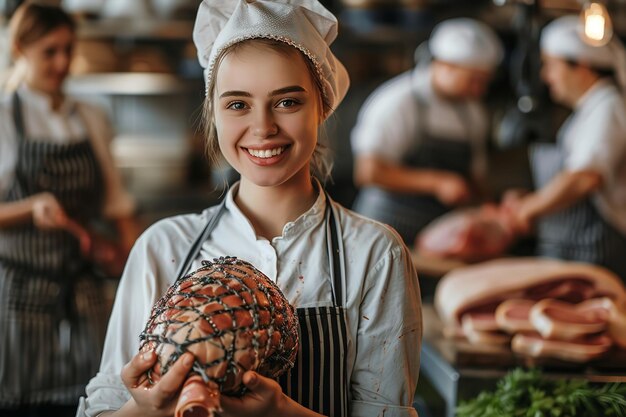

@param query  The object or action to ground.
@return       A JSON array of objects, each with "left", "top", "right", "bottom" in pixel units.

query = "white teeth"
[{"left": 247, "top": 146, "right": 285, "bottom": 158}]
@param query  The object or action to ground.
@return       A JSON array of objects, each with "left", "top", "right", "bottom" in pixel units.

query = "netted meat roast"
[{"left": 139, "top": 256, "right": 299, "bottom": 417}]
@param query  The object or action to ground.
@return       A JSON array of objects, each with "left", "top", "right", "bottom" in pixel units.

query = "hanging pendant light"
[{"left": 580, "top": 1, "right": 613, "bottom": 46}]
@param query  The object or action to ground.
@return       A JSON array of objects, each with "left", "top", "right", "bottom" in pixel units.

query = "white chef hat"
[
  {"left": 428, "top": 18, "right": 504, "bottom": 70},
  {"left": 192, "top": 0, "right": 350, "bottom": 116},
  {"left": 540, "top": 15, "right": 626, "bottom": 89}
]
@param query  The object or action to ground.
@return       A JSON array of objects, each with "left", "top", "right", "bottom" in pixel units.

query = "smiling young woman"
[{"left": 78, "top": 2, "right": 422, "bottom": 417}]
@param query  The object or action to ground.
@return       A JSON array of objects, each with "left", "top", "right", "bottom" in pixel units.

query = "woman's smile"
[{"left": 245, "top": 145, "right": 287, "bottom": 159}]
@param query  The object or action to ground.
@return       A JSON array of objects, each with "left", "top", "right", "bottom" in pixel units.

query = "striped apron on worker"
[
  {"left": 0, "top": 92, "right": 108, "bottom": 407},
  {"left": 175, "top": 194, "right": 350, "bottom": 417},
  {"left": 353, "top": 93, "right": 473, "bottom": 245},
  {"left": 530, "top": 142, "right": 626, "bottom": 281}
]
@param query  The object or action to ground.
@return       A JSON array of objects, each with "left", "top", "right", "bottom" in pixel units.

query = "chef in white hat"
[
  {"left": 76, "top": 1, "right": 422, "bottom": 417},
  {"left": 509, "top": 15, "right": 626, "bottom": 280},
  {"left": 351, "top": 18, "right": 504, "bottom": 245}
]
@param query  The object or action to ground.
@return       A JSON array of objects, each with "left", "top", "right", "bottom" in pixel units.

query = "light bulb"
[{"left": 581, "top": 2, "right": 613, "bottom": 46}]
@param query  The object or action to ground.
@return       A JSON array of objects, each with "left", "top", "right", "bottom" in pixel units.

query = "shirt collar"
[
  {"left": 411, "top": 63, "right": 433, "bottom": 99},
  {"left": 18, "top": 83, "right": 77, "bottom": 116},
  {"left": 574, "top": 79, "right": 614, "bottom": 111},
  {"left": 224, "top": 179, "right": 327, "bottom": 242}
]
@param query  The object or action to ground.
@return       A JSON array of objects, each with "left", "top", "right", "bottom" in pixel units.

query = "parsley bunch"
[{"left": 457, "top": 368, "right": 626, "bottom": 417}]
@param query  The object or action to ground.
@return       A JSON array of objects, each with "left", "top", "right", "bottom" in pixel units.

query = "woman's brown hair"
[{"left": 9, "top": 1, "right": 75, "bottom": 56}]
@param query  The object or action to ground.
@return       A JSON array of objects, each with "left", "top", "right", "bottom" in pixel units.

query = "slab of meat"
[
  {"left": 435, "top": 258, "right": 626, "bottom": 362},
  {"left": 529, "top": 299, "right": 608, "bottom": 341},
  {"left": 576, "top": 297, "right": 626, "bottom": 349},
  {"left": 511, "top": 333, "right": 613, "bottom": 362},
  {"left": 435, "top": 258, "right": 626, "bottom": 328},
  {"left": 416, "top": 205, "right": 515, "bottom": 262},
  {"left": 461, "top": 313, "right": 511, "bottom": 345},
  {"left": 139, "top": 256, "right": 299, "bottom": 417},
  {"left": 495, "top": 299, "right": 535, "bottom": 333}
]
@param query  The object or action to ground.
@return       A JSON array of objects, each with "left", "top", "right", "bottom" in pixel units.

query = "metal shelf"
[{"left": 66, "top": 72, "right": 200, "bottom": 95}]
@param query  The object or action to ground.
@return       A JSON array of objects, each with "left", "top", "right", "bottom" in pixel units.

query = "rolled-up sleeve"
[
  {"left": 350, "top": 245, "right": 422, "bottom": 417},
  {"left": 350, "top": 75, "right": 419, "bottom": 163},
  {"left": 564, "top": 92, "right": 626, "bottom": 187}
]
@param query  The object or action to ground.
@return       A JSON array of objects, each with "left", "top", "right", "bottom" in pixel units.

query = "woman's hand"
[
  {"left": 119, "top": 350, "right": 194, "bottom": 417},
  {"left": 31, "top": 192, "right": 69, "bottom": 230},
  {"left": 219, "top": 371, "right": 287, "bottom": 417}
]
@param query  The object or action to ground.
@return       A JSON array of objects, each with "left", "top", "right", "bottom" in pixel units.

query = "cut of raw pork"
[
  {"left": 435, "top": 258, "right": 626, "bottom": 362},
  {"left": 417, "top": 205, "right": 515, "bottom": 262},
  {"left": 140, "top": 256, "right": 299, "bottom": 417}
]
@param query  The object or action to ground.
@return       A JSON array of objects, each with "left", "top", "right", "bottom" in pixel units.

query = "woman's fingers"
[
  {"left": 152, "top": 353, "right": 195, "bottom": 399},
  {"left": 31, "top": 192, "right": 69, "bottom": 229},
  {"left": 220, "top": 371, "right": 285, "bottom": 417},
  {"left": 121, "top": 350, "right": 157, "bottom": 389}
]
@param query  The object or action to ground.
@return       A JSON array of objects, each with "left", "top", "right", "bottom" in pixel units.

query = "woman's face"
[
  {"left": 18, "top": 25, "right": 74, "bottom": 95},
  {"left": 213, "top": 43, "right": 323, "bottom": 188},
  {"left": 540, "top": 54, "right": 580, "bottom": 107},
  {"left": 431, "top": 61, "right": 493, "bottom": 100}
]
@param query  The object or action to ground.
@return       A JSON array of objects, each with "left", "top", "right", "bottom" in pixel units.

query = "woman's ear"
[
  {"left": 11, "top": 44, "right": 23, "bottom": 61},
  {"left": 318, "top": 94, "right": 327, "bottom": 124}
]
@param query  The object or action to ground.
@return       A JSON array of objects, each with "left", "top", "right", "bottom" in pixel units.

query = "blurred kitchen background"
[{"left": 0, "top": 0, "right": 620, "bottom": 226}]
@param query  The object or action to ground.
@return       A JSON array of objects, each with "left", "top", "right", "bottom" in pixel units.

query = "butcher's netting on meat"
[{"left": 139, "top": 256, "right": 299, "bottom": 394}]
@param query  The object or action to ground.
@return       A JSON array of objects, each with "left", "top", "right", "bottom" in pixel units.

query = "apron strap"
[
  {"left": 11, "top": 92, "right": 26, "bottom": 142},
  {"left": 326, "top": 198, "right": 343, "bottom": 307},
  {"left": 174, "top": 198, "right": 227, "bottom": 280}
]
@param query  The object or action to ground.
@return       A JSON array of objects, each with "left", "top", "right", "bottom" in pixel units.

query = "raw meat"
[
  {"left": 140, "top": 256, "right": 299, "bottom": 417},
  {"left": 495, "top": 299, "right": 535, "bottom": 333},
  {"left": 417, "top": 205, "right": 515, "bottom": 262},
  {"left": 511, "top": 333, "right": 613, "bottom": 362},
  {"left": 529, "top": 299, "right": 607, "bottom": 341},
  {"left": 435, "top": 258, "right": 626, "bottom": 362}
]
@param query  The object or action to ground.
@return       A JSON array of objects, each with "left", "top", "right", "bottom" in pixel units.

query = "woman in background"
[{"left": 0, "top": 3, "right": 139, "bottom": 416}]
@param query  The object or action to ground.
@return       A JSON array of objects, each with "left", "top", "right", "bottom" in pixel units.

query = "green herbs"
[{"left": 457, "top": 368, "right": 626, "bottom": 417}]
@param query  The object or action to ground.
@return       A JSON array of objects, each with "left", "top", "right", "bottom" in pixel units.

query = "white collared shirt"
[
  {"left": 79, "top": 183, "right": 422, "bottom": 417},
  {"left": 350, "top": 64, "right": 489, "bottom": 179},
  {"left": 560, "top": 80, "right": 626, "bottom": 234},
  {"left": 0, "top": 83, "right": 135, "bottom": 218}
]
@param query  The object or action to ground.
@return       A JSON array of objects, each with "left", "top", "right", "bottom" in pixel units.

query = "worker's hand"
[
  {"left": 220, "top": 371, "right": 289, "bottom": 417},
  {"left": 31, "top": 192, "right": 69, "bottom": 230},
  {"left": 120, "top": 350, "right": 194, "bottom": 417},
  {"left": 435, "top": 173, "right": 472, "bottom": 206},
  {"left": 499, "top": 192, "right": 533, "bottom": 236},
  {"left": 511, "top": 205, "right": 534, "bottom": 236}
]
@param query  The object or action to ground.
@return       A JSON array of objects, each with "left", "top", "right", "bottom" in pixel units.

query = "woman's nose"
[
  {"left": 54, "top": 51, "right": 71, "bottom": 72},
  {"left": 252, "top": 109, "right": 278, "bottom": 137}
]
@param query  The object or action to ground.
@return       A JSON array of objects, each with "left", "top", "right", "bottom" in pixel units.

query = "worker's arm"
[{"left": 354, "top": 155, "right": 471, "bottom": 205}]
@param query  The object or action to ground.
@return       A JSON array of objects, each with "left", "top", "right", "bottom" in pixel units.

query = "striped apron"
[
  {"left": 175, "top": 195, "right": 350, "bottom": 417},
  {"left": 530, "top": 142, "right": 626, "bottom": 281},
  {"left": 353, "top": 93, "right": 473, "bottom": 245},
  {"left": 0, "top": 93, "right": 108, "bottom": 407}
]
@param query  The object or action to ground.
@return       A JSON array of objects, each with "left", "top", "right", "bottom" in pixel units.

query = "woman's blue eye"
[
  {"left": 278, "top": 99, "right": 298, "bottom": 108},
  {"left": 228, "top": 102, "right": 246, "bottom": 110}
]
